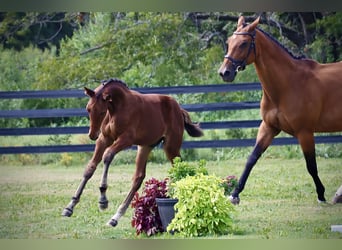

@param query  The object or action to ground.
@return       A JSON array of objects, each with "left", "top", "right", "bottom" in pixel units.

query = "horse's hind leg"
[
  {"left": 163, "top": 135, "right": 182, "bottom": 163},
  {"left": 297, "top": 132, "right": 326, "bottom": 202},
  {"left": 107, "top": 145, "right": 151, "bottom": 227}
]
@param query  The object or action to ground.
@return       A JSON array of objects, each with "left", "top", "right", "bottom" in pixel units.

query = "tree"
[{"left": 0, "top": 12, "right": 79, "bottom": 53}]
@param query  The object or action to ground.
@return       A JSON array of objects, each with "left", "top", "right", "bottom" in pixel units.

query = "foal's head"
[
  {"left": 84, "top": 79, "right": 129, "bottom": 140},
  {"left": 218, "top": 16, "right": 260, "bottom": 82},
  {"left": 84, "top": 85, "right": 109, "bottom": 140}
]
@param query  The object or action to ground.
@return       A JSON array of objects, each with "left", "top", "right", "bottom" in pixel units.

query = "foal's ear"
[
  {"left": 247, "top": 16, "right": 260, "bottom": 31},
  {"left": 84, "top": 87, "right": 95, "bottom": 97}
]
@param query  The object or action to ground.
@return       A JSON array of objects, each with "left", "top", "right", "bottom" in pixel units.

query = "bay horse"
[
  {"left": 62, "top": 78, "right": 203, "bottom": 226},
  {"left": 218, "top": 16, "right": 342, "bottom": 204}
]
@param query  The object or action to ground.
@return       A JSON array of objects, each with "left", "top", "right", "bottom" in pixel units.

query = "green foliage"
[
  {"left": 167, "top": 157, "right": 208, "bottom": 197},
  {"left": 167, "top": 174, "right": 235, "bottom": 237},
  {"left": 0, "top": 46, "right": 52, "bottom": 91},
  {"left": 34, "top": 12, "right": 224, "bottom": 90},
  {"left": 168, "top": 157, "right": 208, "bottom": 183},
  {"left": 305, "top": 13, "right": 342, "bottom": 62}
]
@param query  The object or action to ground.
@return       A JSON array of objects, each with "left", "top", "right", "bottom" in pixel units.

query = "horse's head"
[
  {"left": 84, "top": 85, "right": 111, "bottom": 140},
  {"left": 218, "top": 16, "right": 260, "bottom": 82}
]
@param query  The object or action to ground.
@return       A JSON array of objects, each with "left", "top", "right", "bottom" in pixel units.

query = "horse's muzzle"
[
  {"left": 88, "top": 131, "right": 99, "bottom": 141},
  {"left": 219, "top": 69, "right": 236, "bottom": 82}
]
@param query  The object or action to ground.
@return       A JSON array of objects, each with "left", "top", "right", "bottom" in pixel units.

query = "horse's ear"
[
  {"left": 237, "top": 16, "right": 245, "bottom": 28},
  {"left": 247, "top": 16, "right": 260, "bottom": 31},
  {"left": 102, "top": 93, "right": 112, "bottom": 102},
  {"left": 84, "top": 87, "right": 95, "bottom": 97}
]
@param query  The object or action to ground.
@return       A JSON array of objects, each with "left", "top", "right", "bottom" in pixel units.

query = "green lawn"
[{"left": 0, "top": 157, "right": 341, "bottom": 239}]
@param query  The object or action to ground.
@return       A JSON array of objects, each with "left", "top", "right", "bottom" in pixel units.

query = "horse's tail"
[{"left": 181, "top": 108, "right": 203, "bottom": 137}]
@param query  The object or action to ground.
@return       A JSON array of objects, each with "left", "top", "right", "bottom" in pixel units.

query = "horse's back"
[
  {"left": 308, "top": 60, "right": 342, "bottom": 132},
  {"left": 133, "top": 92, "right": 184, "bottom": 132}
]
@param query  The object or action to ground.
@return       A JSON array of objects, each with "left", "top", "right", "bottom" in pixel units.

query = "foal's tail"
[{"left": 181, "top": 108, "right": 203, "bottom": 137}]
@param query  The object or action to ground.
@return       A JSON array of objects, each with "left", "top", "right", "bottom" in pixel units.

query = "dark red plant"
[{"left": 131, "top": 177, "right": 168, "bottom": 236}]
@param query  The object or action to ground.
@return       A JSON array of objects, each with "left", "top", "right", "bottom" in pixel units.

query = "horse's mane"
[
  {"left": 256, "top": 27, "right": 306, "bottom": 60},
  {"left": 95, "top": 78, "right": 129, "bottom": 98},
  {"left": 101, "top": 78, "right": 129, "bottom": 89}
]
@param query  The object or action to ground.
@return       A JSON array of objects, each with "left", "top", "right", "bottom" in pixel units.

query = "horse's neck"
[
  {"left": 254, "top": 30, "right": 299, "bottom": 101},
  {"left": 106, "top": 85, "right": 129, "bottom": 113}
]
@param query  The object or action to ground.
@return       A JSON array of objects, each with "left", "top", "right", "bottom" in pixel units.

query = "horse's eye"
[
  {"left": 225, "top": 44, "right": 229, "bottom": 54},
  {"left": 239, "top": 41, "right": 248, "bottom": 49}
]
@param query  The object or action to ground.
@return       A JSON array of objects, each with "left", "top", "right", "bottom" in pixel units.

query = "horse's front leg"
[
  {"left": 98, "top": 164, "right": 110, "bottom": 210},
  {"left": 230, "top": 121, "right": 280, "bottom": 204},
  {"left": 107, "top": 145, "right": 152, "bottom": 227},
  {"left": 62, "top": 137, "right": 109, "bottom": 217}
]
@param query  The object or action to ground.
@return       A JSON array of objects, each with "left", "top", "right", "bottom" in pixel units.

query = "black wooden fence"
[{"left": 1, "top": 83, "right": 341, "bottom": 154}]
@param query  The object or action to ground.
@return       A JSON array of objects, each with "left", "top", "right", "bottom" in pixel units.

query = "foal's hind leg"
[
  {"left": 297, "top": 132, "right": 326, "bottom": 202},
  {"left": 107, "top": 145, "right": 152, "bottom": 227},
  {"left": 163, "top": 134, "right": 182, "bottom": 163}
]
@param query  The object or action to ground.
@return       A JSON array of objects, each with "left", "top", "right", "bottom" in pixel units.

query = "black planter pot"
[{"left": 155, "top": 198, "right": 178, "bottom": 232}]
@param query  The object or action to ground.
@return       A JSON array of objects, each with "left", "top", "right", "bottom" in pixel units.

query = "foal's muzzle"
[{"left": 88, "top": 130, "right": 100, "bottom": 141}]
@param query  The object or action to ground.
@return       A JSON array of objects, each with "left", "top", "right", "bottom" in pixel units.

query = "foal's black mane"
[
  {"left": 101, "top": 78, "right": 129, "bottom": 89},
  {"left": 95, "top": 78, "right": 129, "bottom": 98},
  {"left": 256, "top": 27, "right": 306, "bottom": 60}
]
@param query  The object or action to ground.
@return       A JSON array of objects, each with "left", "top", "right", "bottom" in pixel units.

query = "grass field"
[{"left": 0, "top": 156, "right": 341, "bottom": 239}]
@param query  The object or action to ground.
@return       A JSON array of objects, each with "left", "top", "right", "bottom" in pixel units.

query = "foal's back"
[{"left": 121, "top": 90, "right": 184, "bottom": 145}]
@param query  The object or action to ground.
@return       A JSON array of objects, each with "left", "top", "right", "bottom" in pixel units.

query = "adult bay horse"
[
  {"left": 218, "top": 16, "right": 342, "bottom": 204},
  {"left": 62, "top": 78, "right": 203, "bottom": 226}
]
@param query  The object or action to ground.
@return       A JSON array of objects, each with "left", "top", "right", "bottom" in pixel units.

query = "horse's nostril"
[{"left": 221, "top": 71, "right": 230, "bottom": 78}]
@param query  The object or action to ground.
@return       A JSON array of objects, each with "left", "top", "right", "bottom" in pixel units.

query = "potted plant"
[
  {"left": 131, "top": 158, "right": 238, "bottom": 236},
  {"left": 167, "top": 174, "right": 236, "bottom": 237},
  {"left": 156, "top": 157, "right": 208, "bottom": 232},
  {"left": 131, "top": 157, "right": 208, "bottom": 236}
]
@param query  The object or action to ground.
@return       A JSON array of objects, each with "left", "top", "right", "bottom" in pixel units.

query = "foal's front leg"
[
  {"left": 62, "top": 136, "right": 109, "bottom": 217},
  {"left": 98, "top": 163, "right": 110, "bottom": 210}
]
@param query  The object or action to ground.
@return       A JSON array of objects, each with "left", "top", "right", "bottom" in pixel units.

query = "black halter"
[{"left": 224, "top": 30, "right": 256, "bottom": 72}]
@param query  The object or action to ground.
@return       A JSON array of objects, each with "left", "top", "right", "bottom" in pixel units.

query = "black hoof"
[
  {"left": 229, "top": 195, "right": 240, "bottom": 205},
  {"left": 62, "top": 207, "right": 73, "bottom": 217},
  {"left": 99, "top": 199, "right": 109, "bottom": 210},
  {"left": 106, "top": 219, "right": 118, "bottom": 227}
]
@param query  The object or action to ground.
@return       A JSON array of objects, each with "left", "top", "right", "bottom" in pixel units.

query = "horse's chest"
[
  {"left": 262, "top": 106, "right": 295, "bottom": 135},
  {"left": 102, "top": 119, "right": 125, "bottom": 138}
]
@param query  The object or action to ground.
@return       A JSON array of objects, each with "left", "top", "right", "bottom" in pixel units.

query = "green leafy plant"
[
  {"left": 167, "top": 174, "right": 235, "bottom": 237},
  {"left": 167, "top": 157, "right": 208, "bottom": 197},
  {"left": 131, "top": 158, "right": 209, "bottom": 236}
]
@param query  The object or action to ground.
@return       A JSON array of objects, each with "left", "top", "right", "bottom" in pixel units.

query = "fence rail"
[{"left": 1, "top": 82, "right": 341, "bottom": 154}]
